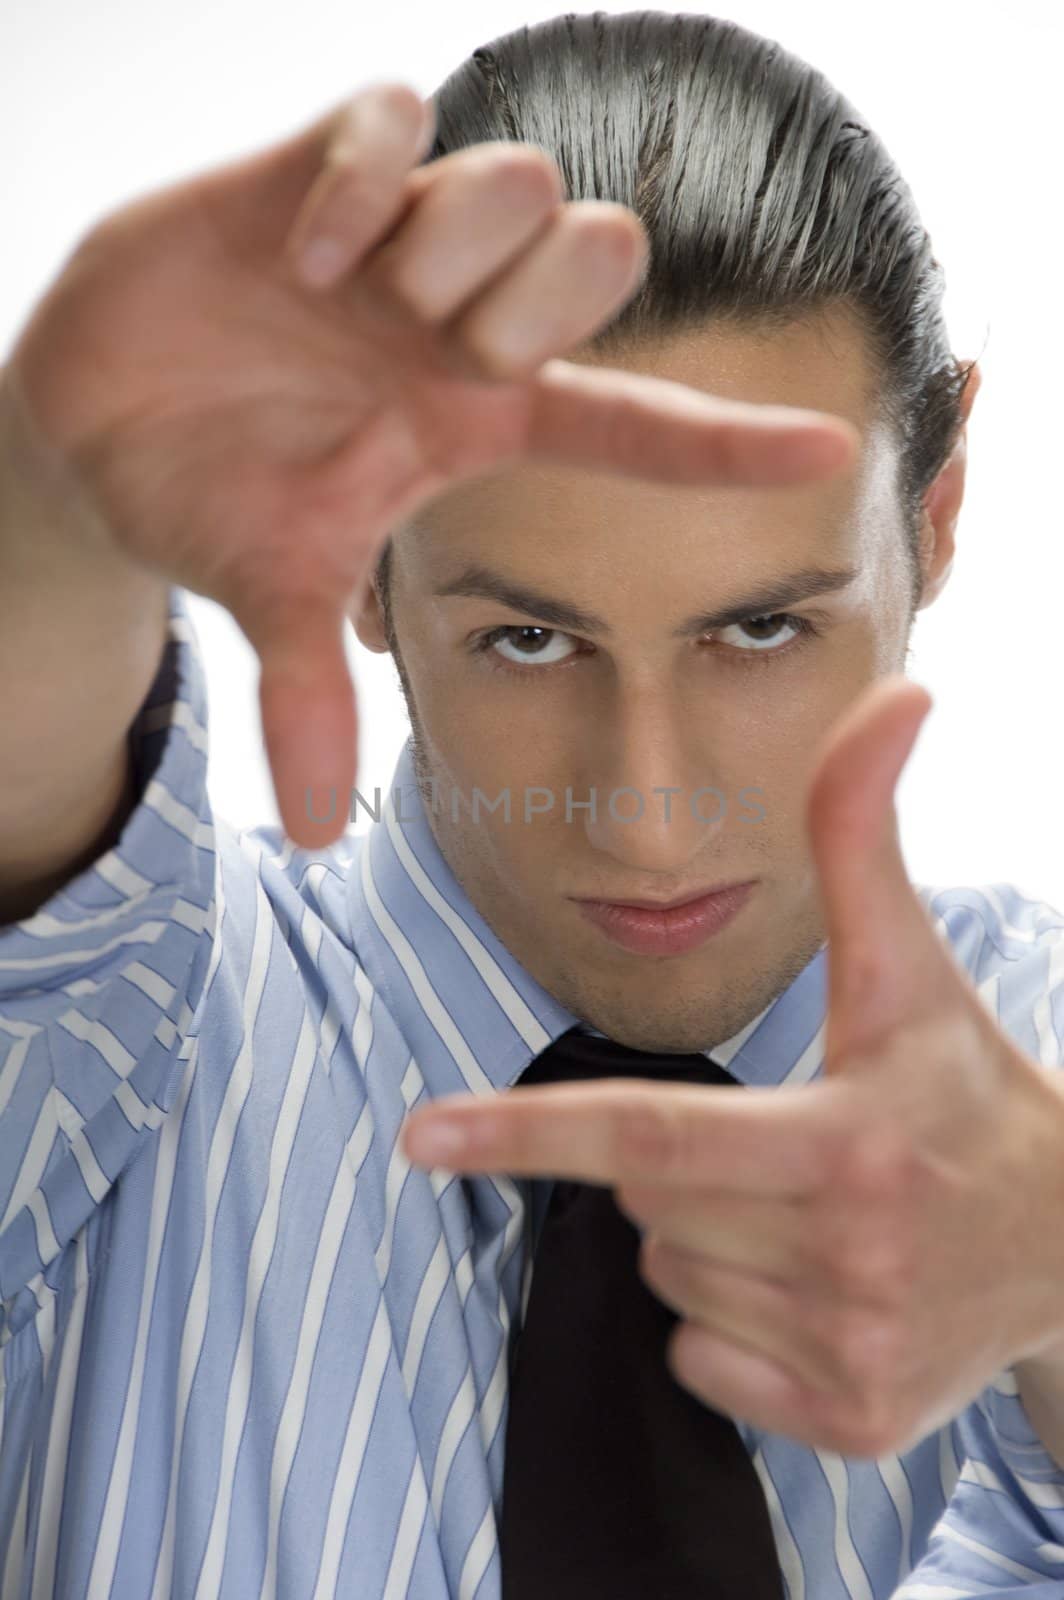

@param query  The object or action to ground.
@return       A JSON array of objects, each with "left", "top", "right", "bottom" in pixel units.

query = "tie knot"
[{"left": 518, "top": 1026, "right": 738, "bottom": 1089}]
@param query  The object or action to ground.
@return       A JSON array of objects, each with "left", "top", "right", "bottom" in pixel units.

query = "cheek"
[
  {"left": 412, "top": 694, "right": 574, "bottom": 841},
  {"left": 413, "top": 665, "right": 580, "bottom": 785},
  {"left": 431, "top": 782, "right": 564, "bottom": 920}
]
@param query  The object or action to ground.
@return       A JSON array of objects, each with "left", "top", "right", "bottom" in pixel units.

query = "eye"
[
  {"left": 715, "top": 612, "right": 817, "bottom": 657},
  {"left": 477, "top": 625, "right": 581, "bottom": 668},
  {"left": 471, "top": 610, "right": 823, "bottom": 679}
]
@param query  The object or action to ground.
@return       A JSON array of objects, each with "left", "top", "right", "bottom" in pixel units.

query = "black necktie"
[{"left": 499, "top": 1026, "right": 785, "bottom": 1599}]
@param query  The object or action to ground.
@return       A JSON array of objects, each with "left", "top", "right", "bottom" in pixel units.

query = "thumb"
[
  {"left": 806, "top": 675, "right": 954, "bottom": 1065},
  {"left": 235, "top": 596, "right": 358, "bottom": 849}
]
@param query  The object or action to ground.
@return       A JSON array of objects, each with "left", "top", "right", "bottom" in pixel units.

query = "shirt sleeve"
[
  {"left": 893, "top": 1369, "right": 1064, "bottom": 1596},
  {"left": 0, "top": 587, "right": 217, "bottom": 1370}
]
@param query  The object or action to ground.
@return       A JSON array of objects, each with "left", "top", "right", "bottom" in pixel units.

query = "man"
[{"left": 2, "top": 12, "right": 1064, "bottom": 1598}]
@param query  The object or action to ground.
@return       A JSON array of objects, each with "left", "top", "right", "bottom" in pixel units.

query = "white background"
[{"left": 3, "top": 1, "right": 1061, "bottom": 905}]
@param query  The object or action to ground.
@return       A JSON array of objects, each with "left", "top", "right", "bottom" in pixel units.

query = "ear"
[
  {"left": 914, "top": 358, "right": 982, "bottom": 611},
  {"left": 351, "top": 573, "right": 392, "bottom": 654}
]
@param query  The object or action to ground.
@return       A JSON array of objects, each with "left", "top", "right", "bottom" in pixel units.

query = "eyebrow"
[{"left": 432, "top": 560, "right": 859, "bottom": 638}]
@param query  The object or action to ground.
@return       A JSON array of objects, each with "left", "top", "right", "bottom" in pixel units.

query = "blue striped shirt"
[{"left": 3, "top": 585, "right": 1064, "bottom": 1599}]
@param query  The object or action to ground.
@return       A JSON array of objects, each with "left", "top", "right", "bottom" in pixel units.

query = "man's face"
[{"left": 356, "top": 307, "right": 954, "bottom": 1053}]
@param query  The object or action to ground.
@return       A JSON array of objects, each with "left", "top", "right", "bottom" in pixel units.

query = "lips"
[
  {"left": 571, "top": 881, "right": 757, "bottom": 956},
  {"left": 589, "top": 882, "right": 744, "bottom": 911}
]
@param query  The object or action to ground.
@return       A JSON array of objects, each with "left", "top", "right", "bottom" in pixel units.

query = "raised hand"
[
  {"left": 4, "top": 81, "right": 856, "bottom": 846},
  {"left": 401, "top": 677, "right": 1064, "bottom": 1459}
]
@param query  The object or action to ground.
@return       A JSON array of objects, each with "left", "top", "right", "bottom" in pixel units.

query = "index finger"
[
  {"left": 524, "top": 357, "right": 860, "bottom": 487},
  {"left": 401, "top": 1078, "right": 836, "bottom": 1196}
]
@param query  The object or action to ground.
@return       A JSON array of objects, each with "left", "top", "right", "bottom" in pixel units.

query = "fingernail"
[
  {"left": 297, "top": 236, "right": 347, "bottom": 290},
  {"left": 405, "top": 1115, "right": 472, "bottom": 1164}
]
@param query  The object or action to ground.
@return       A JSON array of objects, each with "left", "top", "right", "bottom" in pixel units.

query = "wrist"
[{"left": 0, "top": 360, "right": 119, "bottom": 571}]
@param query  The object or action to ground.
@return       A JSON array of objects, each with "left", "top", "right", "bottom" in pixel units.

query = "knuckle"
[
  {"left": 615, "top": 1182, "right": 649, "bottom": 1223},
  {"left": 615, "top": 1091, "right": 691, "bottom": 1181},
  {"left": 818, "top": 1413, "right": 864, "bottom": 1457},
  {"left": 824, "top": 1210, "right": 910, "bottom": 1307},
  {"left": 832, "top": 1304, "right": 903, "bottom": 1396},
  {"left": 824, "top": 1226, "right": 910, "bottom": 1314},
  {"left": 582, "top": 382, "right": 643, "bottom": 470},
  {"left": 382, "top": 248, "right": 440, "bottom": 321},
  {"left": 697, "top": 419, "right": 746, "bottom": 482},
  {"left": 841, "top": 1409, "right": 894, "bottom": 1460},
  {"left": 455, "top": 323, "right": 533, "bottom": 384},
  {"left": 484, "top": 143, "right": 565, "bottom": 207},
  {"left": 795, "top": 1102, "right": 850, "bottom": 1199},
  {"left": 317, "top": 154, "right": 386, "bottom": 223},
  {"left": 850, "top": 1396, "right": 900, "bottom": 1459},
  {"left": 816, "top": 1387, "right": 898, "bottom": 1459},
  {"left": 417, "top": 385, "right": 527, "bottom": 479},
  {"left": 831, "top": 1118, "right": 913, "bottom": 1208}
]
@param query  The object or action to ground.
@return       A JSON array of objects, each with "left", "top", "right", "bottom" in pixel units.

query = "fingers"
[
  {"left": 233, "top": 596, "right": 358, "bottom": 848},
  {"left": 522, "top": 359, "right": 861, "bottom": 487},
  {"left": 351, "top": 152, "right": 648, "bottom": 385},
  {"left": 282, "top": 85, "right": 651, "bottom": 383},
  {"left": 361, "top": 143, "right": 565, "bottom": 324},
  {"left": 285, "top": 82, "right": 437, "bottom": 292},
  {"left": 363, "top": 171, "right": 648, "bottom": 379},
  {"left": 446, "top": 199, "right": 649, "bottom": 376}
]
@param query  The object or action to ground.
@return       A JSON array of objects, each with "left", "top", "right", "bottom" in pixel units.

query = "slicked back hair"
[{"left": 373, "top": 9, "right": 976, "bottom": 622}]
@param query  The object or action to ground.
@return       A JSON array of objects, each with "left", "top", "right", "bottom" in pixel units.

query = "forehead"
[
  {"left": 586, "top": 301, "right": 881, "bottom": 413},
  {"left": 400, "top": 303, "right": 898, "bottom": 583}
]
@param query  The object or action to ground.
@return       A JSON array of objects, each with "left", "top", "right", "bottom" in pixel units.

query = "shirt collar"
[{"left": 346, "top": 737, "right": 829, "bottom": 1096}]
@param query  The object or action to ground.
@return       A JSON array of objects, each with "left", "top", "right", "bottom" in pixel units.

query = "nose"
[{"left": 579, "top": 685, "right": 727, "bottom": 874}]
